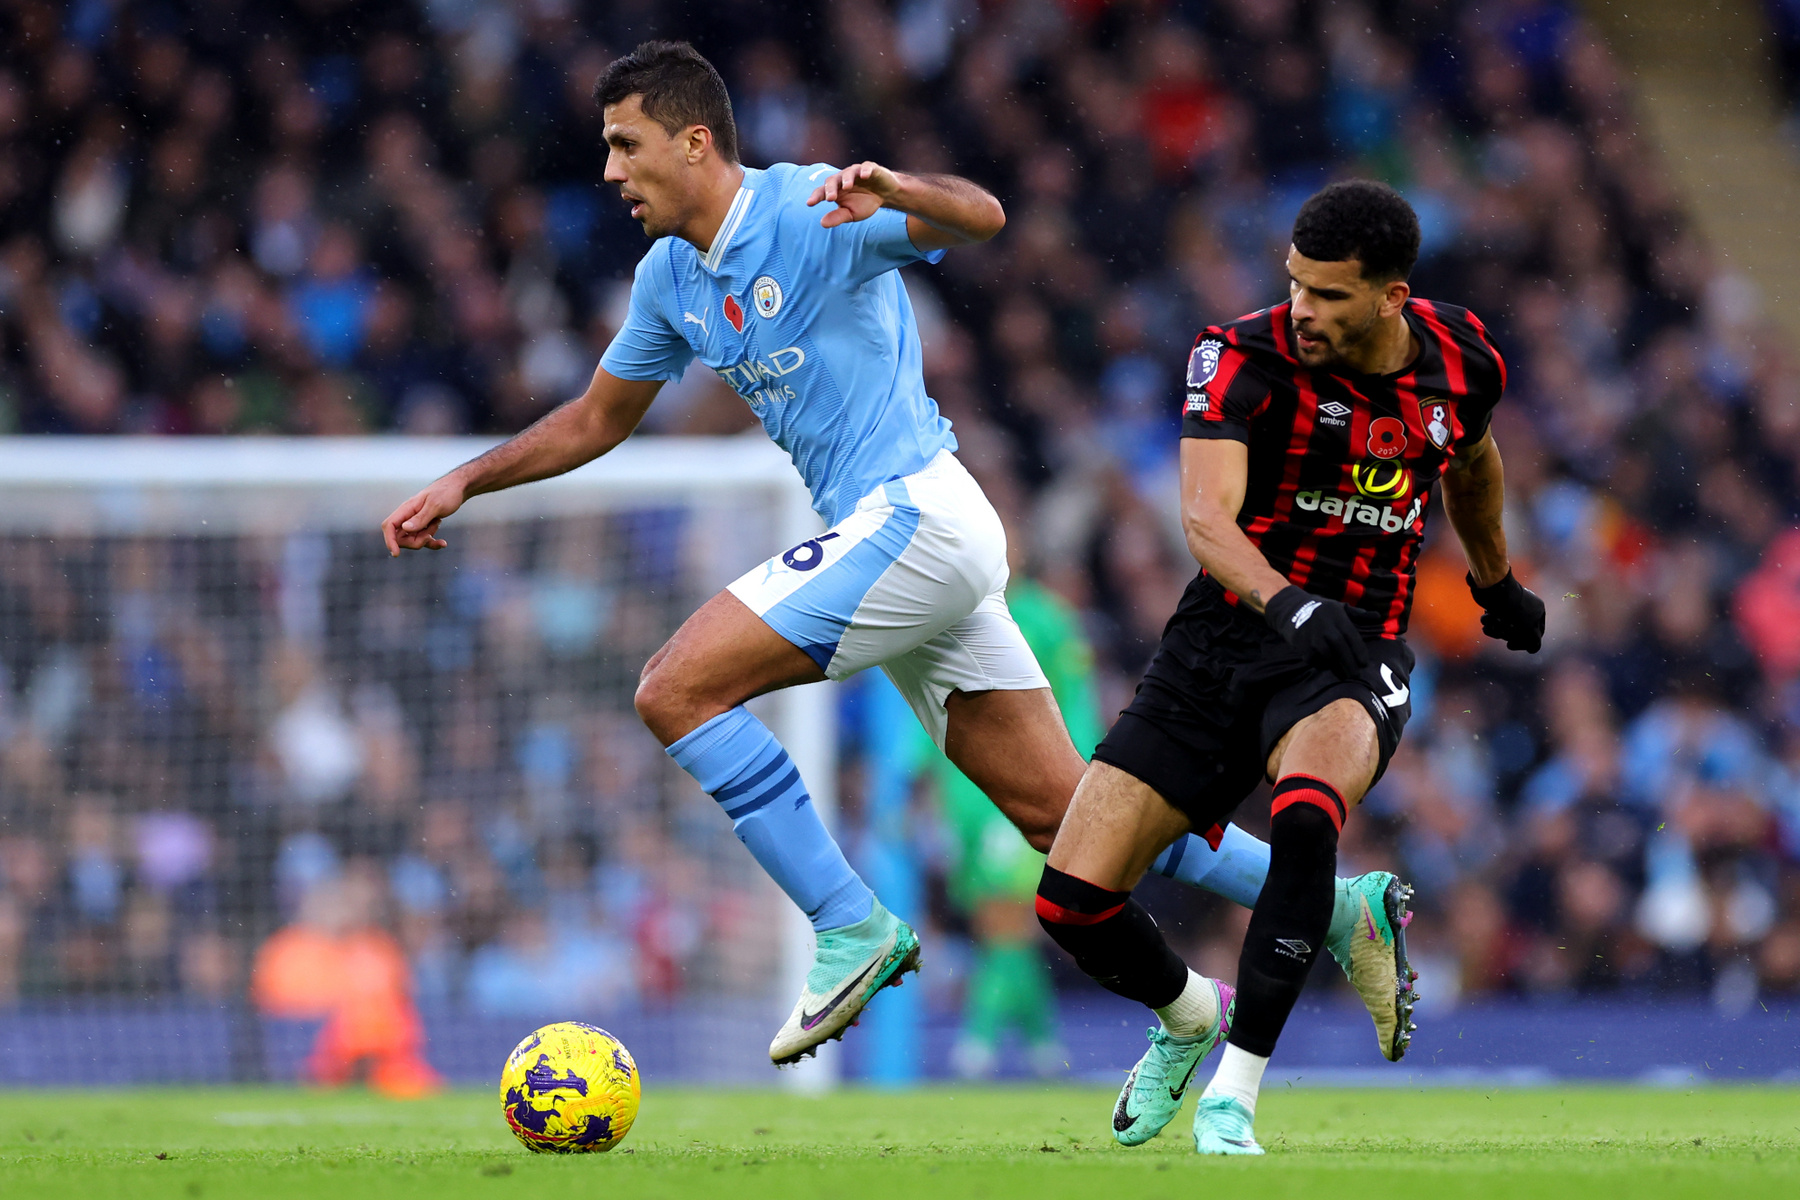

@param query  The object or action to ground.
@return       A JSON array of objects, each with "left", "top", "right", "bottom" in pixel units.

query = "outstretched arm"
[
  {"left": 381, "top": 366, "right": 660, "bottom": 555},
  {"left": 806, "top": 162, "right": 1005, "bottom": 251},
  {"left": 1439, "top": 429, "right": 1509, "bottom": 586}
]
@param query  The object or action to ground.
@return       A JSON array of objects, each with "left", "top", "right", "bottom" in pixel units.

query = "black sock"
[
  {"left": 1226, "top": 775, "right": 1342, "bottom": 1057},
  {"left": 1036, "top": 864, "right": 1188, "bottom": 1008}
]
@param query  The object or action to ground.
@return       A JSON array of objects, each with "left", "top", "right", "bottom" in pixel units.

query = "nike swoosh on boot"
[
  {"left": 799, "top": 960, "right": 880, "bottom": 1030},
  {"left": 1168, "top": 1058, "right": 1200, "bottom": 1103}
]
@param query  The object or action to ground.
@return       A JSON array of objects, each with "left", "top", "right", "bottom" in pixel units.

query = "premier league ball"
[{"left": 500, "top": 1022, "right": 641, "bottom": 1153}]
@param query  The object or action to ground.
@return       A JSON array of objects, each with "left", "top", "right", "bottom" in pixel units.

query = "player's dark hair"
[
  {"left": 1292, "top": 181, "right": 1420, "bottom": 282},
  {"left": 594, "top": 40, "right": 739, "bottom": 164}
]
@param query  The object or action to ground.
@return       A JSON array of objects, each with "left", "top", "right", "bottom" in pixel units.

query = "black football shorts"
[{"left": 1092, "top": 575, "right": 1414, "bottom": 831}]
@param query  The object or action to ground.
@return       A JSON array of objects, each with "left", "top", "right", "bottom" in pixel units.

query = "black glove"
[
  {"left": 1264, "top": 585, "right": 1371, "bottom": 680},
  {"left": 1467, "top": 569, "right": 1545, "bottom": 653}
]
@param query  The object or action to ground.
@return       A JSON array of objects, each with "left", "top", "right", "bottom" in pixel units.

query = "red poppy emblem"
[
  {"left": 1366, "top": 416, "right": 1407, "bottom": 460},
  {"left": 723, "top": 295, "right": 745, "bottom": 333}
]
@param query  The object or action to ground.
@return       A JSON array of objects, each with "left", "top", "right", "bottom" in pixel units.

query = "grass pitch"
[{"left": 0, "top": 1084, "right": 1795, "bottom": 1199}]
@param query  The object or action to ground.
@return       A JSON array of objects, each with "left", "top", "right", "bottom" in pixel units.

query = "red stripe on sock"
[
  {"left": 1034, "top": 895, "right": 1127, "bottom": 926},
  {"left": 1270, "top": 777, "right": 1346, "bottom": 833},
  {"left": 1202, "top": 823, "right": 1225, "bottom": 851}
]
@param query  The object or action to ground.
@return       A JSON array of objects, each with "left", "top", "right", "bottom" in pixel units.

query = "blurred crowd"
[
  {"left": 1775, "top": 1, "right": 1800, "bottom": 168},
  {"left": 0, "top": 516, "right": 781, "bottom": 1014},
  {"left": 3, "top": 0, "right": 1800, "bottom": 1024}
]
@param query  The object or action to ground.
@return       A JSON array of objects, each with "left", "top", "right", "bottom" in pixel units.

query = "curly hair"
[
  {"left": 1291, "top": 181, "right": 1421, "bottom": 282},
  {"left": 594, "top": 41, "right": 739, "bottom": 165}
]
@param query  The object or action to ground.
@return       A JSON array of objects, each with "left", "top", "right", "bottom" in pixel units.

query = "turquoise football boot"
[
  {"left": 1325, "top": 872, "right": 1418, "bottom": 1061},
  {"left": 1112, "top": 979, "right": 1235, "bottom": 1146},
  {"left": 769, "top": 898, "right": 921, "bottom": 1066},
  {"left": 1193, "top": 1094, "right": 1265, "bottom": 1156}
]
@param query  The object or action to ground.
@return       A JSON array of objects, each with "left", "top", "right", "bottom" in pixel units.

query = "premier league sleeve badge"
[{"left": 1188, "top": 338, "right": 1223, "bottom": 388}]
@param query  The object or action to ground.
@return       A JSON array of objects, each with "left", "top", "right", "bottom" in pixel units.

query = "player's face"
[
  {"left": 1286, "top": 246, "right": 1391, "bottom": 370},
  {"left": 603, "top": 95, "right": 700, "bottom": 240}
]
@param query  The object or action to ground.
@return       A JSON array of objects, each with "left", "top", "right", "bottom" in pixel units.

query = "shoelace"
[{"left": 1134, "top": 1027, "right": 1194, "bottom": 1090}]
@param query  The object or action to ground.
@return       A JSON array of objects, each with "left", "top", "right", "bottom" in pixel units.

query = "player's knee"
[
  {"left": 991, "top": 802, "right": 1056, "bottom": 854},
  {"left": 982, "top": 777, "right": 1066, "bottom": 852},
  {"left": 1267, "top": 699, "right": 1378, "bottom": 799},
  {"left": 631, "top": 662, "right": 685, "bottom": 739},
  {"left": 1009, "top": 799, "right": 1059, "bottom": 853},
  {"left": 634, "top": 660, "right": 736, "bottom": 746}
]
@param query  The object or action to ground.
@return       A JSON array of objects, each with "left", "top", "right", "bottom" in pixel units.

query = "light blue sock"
[
  {"left": 667, "top": 707, "right": 875, "bottom": 932},
  {"left": 1149, "top": 823, "right": 1271, "bottom": 910}
]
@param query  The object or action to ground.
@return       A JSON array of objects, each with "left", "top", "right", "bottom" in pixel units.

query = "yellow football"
[{"left": 499, "top": 1022, "right": 641, "bottom": 1153}]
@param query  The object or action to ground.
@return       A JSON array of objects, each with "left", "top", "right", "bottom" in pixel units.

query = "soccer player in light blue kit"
[{"left": 382, "top": 41, "right": 1409, "bottom": 1069}]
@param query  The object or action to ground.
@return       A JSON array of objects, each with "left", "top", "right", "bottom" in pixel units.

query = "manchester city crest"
[{"left": 753, "top": 275, "right": 783, "bottom": 319}]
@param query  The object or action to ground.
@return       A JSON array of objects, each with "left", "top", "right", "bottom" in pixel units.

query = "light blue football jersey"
[{"left": 600, "top": 163, "right": 957, "bottom": 525}]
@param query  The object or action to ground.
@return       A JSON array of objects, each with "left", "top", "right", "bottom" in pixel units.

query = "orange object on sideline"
[
  {"left": 253, "top": 910, "right": 441, "bottom": 1098},
  {"left": 1408, "top": 546, "right": 1491, "bottom": 661},
  {"left": 252, "top": 925, "right": 347, "bottom": 1018}
]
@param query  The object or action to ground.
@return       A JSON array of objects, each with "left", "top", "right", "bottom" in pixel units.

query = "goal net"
[{"left": 0, "top": 435, "right": 836, "bottom": 1086}]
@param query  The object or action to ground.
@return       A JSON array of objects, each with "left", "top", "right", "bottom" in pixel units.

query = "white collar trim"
[{"left": 701, "top": 186, "right": 754, "bottom": 273}]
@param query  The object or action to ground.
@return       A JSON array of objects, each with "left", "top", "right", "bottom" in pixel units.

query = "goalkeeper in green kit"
[{"left": 927, "top": 567, "right": 1103, "bottom": 1078}]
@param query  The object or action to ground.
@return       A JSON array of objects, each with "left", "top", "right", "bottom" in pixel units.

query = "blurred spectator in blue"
[{"left": 466, "top": 908, "right": 635, "bottom": 1016}]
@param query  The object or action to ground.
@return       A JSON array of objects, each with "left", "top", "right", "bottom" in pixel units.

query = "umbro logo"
[
  {"left": 1319, "top": 402, "right": 1350, "bottom": 417},
  {"left": 1275, "top": 938, "right": 1313, "bottom": 960}
]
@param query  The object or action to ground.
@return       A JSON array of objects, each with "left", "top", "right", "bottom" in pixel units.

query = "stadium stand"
[{"left": 1, "top": 0, "right": 1799, "bottom": 1079}]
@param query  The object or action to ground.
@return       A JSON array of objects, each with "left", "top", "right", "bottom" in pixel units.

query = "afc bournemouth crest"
[
  {"left": 1419, "top": 398, "right": 1453, "bottom": 449},
  {"left": 753, "top": 275, "right": 783, "bottom": 318},
  {"left": 1366, "top": 416, "right": 1408, "bottom": 460},
  {"left": 723, "top": 294, "right": 745, "bottom": 332},
  {"left": 1187, "top": 338, "right": 1223, "bottom": 388}
]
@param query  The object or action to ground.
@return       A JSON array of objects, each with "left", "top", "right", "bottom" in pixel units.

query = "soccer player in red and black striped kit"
[{"left": 1034, "top": 182, "right": 1545, "bottom": 1154}]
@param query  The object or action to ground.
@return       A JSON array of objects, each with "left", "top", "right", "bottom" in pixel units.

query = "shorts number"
[
  {"left": 1378, "top": 663, "right": 1409, "bottom": 709},
  {"left": 781, "top": 531, "right": 840, "bottom": 571}
]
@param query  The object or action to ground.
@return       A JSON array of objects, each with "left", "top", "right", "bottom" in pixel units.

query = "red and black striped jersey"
[{"left": 1181, "top": 298, "right": 1506, "bottom": 637}]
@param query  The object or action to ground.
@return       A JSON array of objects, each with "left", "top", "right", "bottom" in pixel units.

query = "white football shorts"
[{"left": 727, "top": 449, "right": 1049, "bottom": 747}]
